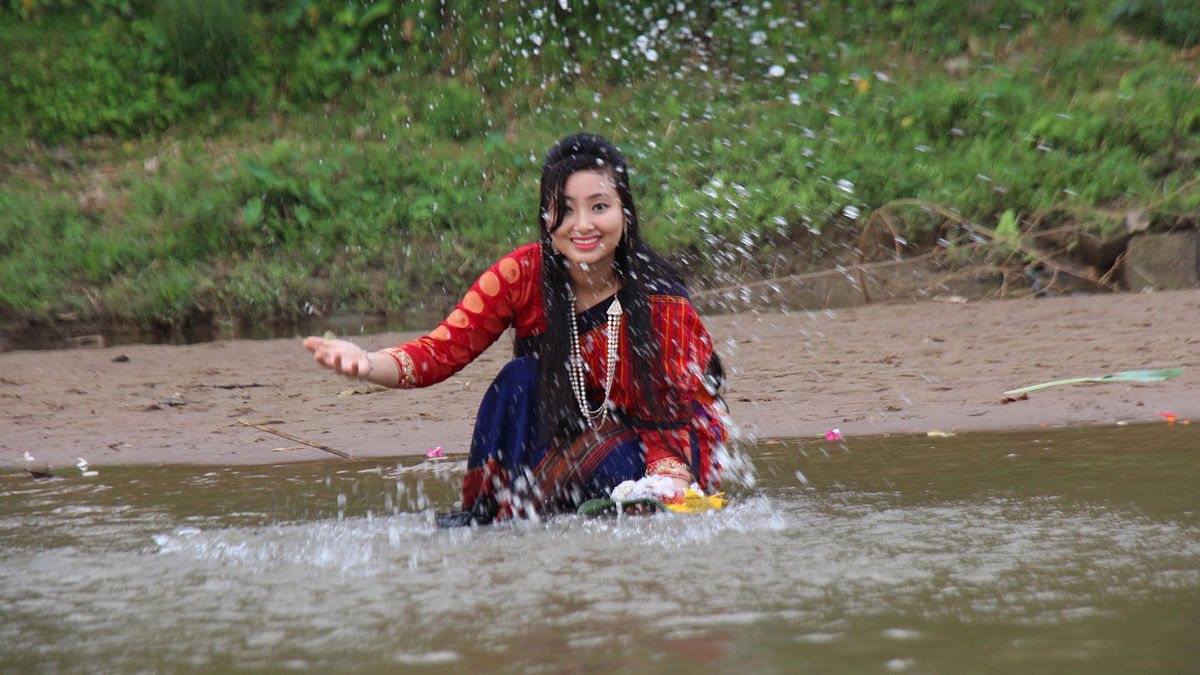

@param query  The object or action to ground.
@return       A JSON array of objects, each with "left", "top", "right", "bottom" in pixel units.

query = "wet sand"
[{"left": 3, "top": 289, "right": 1198, "bottom": 469}]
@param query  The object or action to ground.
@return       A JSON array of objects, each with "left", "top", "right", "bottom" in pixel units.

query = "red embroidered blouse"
[{"left": 380, "top": 242, "right": 726, "bottom": 487}]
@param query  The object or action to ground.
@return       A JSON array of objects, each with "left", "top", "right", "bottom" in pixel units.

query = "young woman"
[{"left": 304, "top": 133, "right": 728, "bottom": 524}]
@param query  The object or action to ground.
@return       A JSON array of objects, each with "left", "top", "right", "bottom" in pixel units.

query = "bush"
[
  {"left": 152, "top": 0, "right": 257, "bottom": 85},
  {"left": 0, "top": 16, "right": 173, "bottom": 140},
  {"left": 1109, "top": 0, "right": 1200, "bottom": 47}
]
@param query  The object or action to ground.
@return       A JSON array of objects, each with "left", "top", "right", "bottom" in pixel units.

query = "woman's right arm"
[{"left": 305, "top": 244, "right": 540, "bottom": 388}]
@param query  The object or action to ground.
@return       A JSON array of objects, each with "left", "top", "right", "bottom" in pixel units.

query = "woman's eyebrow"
[{"left": 564, "top": 191, "right": 614, "bottom": 202}]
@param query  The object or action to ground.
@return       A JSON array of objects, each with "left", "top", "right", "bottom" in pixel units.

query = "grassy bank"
[{"left": 1, "top": 1, "right": 1198, "bottom": 342}]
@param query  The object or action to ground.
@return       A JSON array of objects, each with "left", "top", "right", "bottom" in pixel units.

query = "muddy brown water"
[{"left": 2, "top": 424, "right": 1197, "bottom": 673}]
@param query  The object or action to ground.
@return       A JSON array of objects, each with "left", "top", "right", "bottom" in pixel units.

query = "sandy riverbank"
[{"left": 3, "top": 289, "right": 1197, "bottom": 469}]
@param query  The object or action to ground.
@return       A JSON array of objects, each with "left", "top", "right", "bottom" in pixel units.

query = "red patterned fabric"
[
  {"left": 381, "top": 242, "right": 727, "bottom": 489},
  {"left": 381, "top": 242, "right": 544, "bottom": 387}
]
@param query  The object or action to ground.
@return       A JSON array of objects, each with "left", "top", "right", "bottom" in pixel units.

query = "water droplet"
[
  {"left": 842, "top": 205, "right": 861, "bottom": 220},
  {"left": 767, "top": 65, "right": 785, "bottom": 78},
  {"left": 835, "top": 179, "right": 855, "bottom": 194}
]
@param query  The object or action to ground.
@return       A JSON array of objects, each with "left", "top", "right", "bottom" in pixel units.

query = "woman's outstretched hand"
[{"left": 303, "top": 336, "right": 372, "bottom": 380}]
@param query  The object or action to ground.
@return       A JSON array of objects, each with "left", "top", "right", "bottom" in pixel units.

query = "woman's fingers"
[
  {"left": 343, "top": 350, "right": 367, "bottom": 378},
  {"left": 304, "top": 337, "right": 363, "bottom": 377},
  {"left": 333, "top": 345, "right": 360, "bottom": 377}
]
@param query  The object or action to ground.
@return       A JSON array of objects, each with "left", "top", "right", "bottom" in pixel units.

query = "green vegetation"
[{"left": 1, "top": 1, "right": 1198, "bottom": 339}]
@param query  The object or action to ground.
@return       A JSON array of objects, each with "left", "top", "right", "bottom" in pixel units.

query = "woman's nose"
[{"left": 572, "top": 213, "right": 594, "bottom": 231}]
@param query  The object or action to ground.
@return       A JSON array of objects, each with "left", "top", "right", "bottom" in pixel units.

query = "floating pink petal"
[
  {"left": 426, "top": 446, "right": 445, "bottom": 458},
  {"left": 825, "top": 429, "right": 844, "bottom": 441}
]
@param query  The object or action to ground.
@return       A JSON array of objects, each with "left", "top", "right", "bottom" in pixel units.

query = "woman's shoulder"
[
  {"left": 491, "top": 242, "right": 543, "bottom": 283},
  {"left": 508, "top": 241, "right": 542, "bottom": 259}
]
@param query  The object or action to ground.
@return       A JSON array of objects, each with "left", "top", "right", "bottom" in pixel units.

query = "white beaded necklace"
[{"left": 567, "top": 287, "right": 623, "bottom": 429}]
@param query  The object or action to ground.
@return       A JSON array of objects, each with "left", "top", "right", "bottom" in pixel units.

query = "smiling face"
[{"left": 548, "top": 169, "right": 625, "bottom": 274}]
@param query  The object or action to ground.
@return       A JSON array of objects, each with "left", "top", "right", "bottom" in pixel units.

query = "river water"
[{"left": 2, "top": 424, "right": 1197, "bottom": 673}]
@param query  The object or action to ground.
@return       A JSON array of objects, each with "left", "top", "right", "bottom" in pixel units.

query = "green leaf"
[
  {"left": 358, "top": 2, "right": 392, "bottom": 29},
  {"left": 577, "top": 498, "right": 668, "bottom": 517},
  {"left": 242, "top": 197, "right": 262, "bottom": 224},
  {"left": 995, "top": 209, "right": 1019, "bottom": 240},
  {"left": 243, "top": 159, "right": 278, "bottom": 186},
  {"left": 294, "top": 204, "right": 311, "bottom": 227},
  {"left": 1004, "top": 368, "right": 1184, "bottom": 395}
]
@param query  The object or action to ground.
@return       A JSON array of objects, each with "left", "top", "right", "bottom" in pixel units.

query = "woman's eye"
[{"left": 593, "top": 203, "right": 609, "bottom": 211}]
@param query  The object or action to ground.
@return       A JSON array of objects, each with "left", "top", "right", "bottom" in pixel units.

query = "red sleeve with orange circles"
[{"left": 379, "top": 244, "right": 543, "bottom": 388}]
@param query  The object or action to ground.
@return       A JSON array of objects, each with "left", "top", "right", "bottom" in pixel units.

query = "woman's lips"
[{"left": 572, "top": 236, "right": 601, "bottom": 251}]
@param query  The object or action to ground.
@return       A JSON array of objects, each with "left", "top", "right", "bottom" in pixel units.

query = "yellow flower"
[{"left": 663, "top": 489, "right": 728, "bottom": 513}]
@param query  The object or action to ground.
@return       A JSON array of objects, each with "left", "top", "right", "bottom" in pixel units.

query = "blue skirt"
[{"left": 457, "top": 357, "right": 645, "bottom": 522}]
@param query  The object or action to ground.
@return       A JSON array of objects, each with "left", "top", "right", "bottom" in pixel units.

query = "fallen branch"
[
  {"left": 692, "top": 251, "right": 944, "bottom": 300},
  {"left": 865, "top": 199, "right": 1118, "bottom": 292},
  {"left": 693, "top": 182, "right": 1200, "bottom": 308},
  {"left": 237, "top": 418, "right": 357, "bottom": 460}
]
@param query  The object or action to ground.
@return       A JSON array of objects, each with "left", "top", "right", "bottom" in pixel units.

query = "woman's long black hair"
[{"left": 536, "top": 133, "right": 707, "bottom": 444}]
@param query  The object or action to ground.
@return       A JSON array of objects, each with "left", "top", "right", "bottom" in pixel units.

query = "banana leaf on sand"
[{"left": 1004, "top": 368, "right": 1183, "bottom": 396}]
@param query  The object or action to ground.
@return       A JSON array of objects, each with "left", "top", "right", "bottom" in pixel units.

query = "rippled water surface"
[{"left": 2, "top": 424, "right": 1197, "bottom": 673}]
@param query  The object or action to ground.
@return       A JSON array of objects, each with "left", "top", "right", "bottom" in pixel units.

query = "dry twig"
[{"left": 237, "top": 418, "right": 357, "bottom": 460}]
